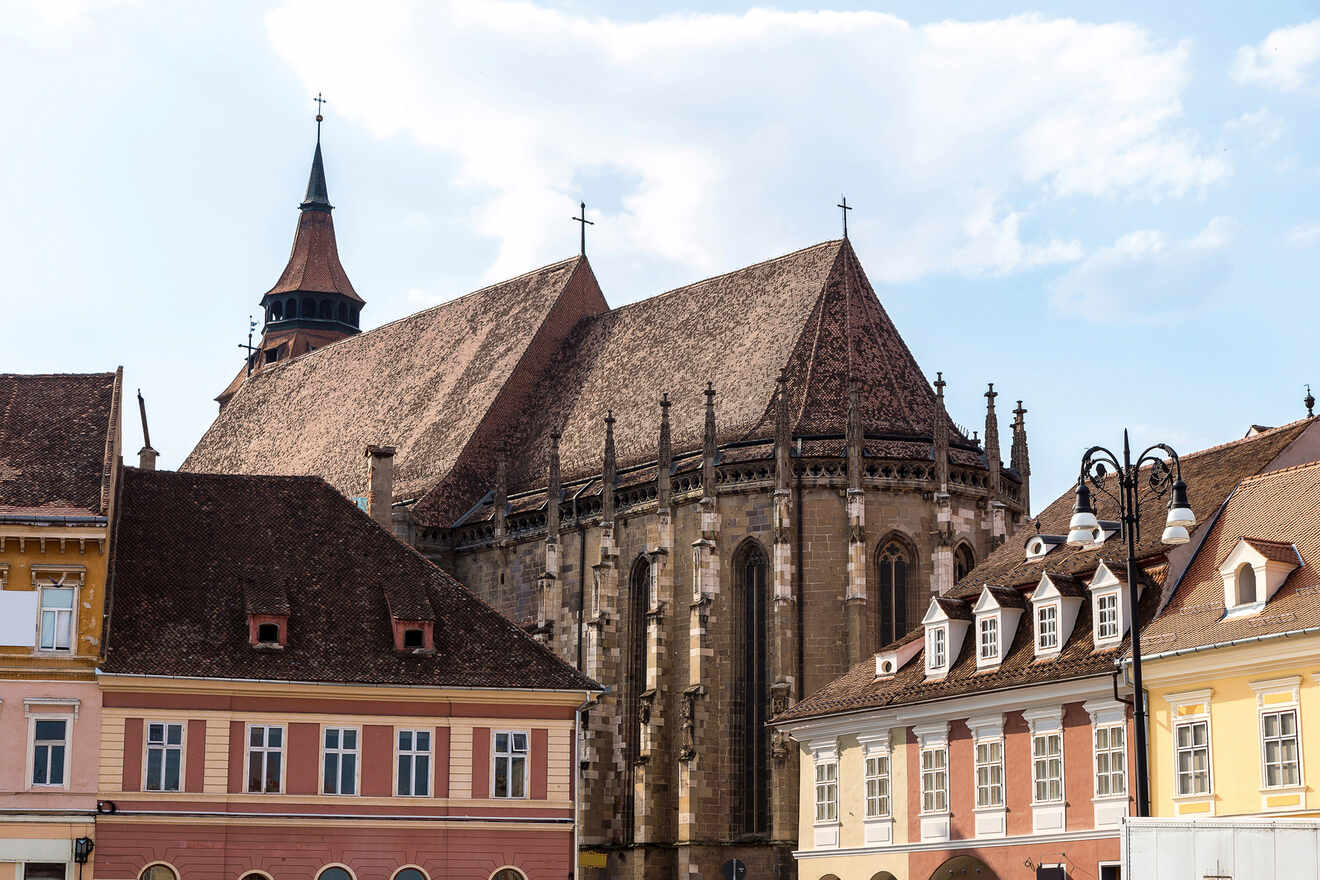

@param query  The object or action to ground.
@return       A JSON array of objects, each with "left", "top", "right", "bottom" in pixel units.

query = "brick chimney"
[{"left": 365, "top": 444, "right": 396, "bottom": 531}]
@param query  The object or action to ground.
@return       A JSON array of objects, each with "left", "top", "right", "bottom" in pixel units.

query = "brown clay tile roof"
[
  {"left": 1040, "top": 571, "right": 1087, "bottom": 597},
  {"left": 266, "top": 200, "right": 362, "bottom": 303},
  {"left": 1142, "top": 459, "right": 1320, "bottom": 655},
  {"left": 982, "top": 585, "right": 1026, "bottom": 608},
  {"left": 184, "top": 258, "right": 607, "bottom": 510},
  {"left": 951, "top": 419, "right": 1316, "bottom": 597},
  {"left": 931, "top": 596, "right": 973, "bottom": 619},
  {"left": 104, "top": 468, "right": 599, "bottom": 691},
  {"left": 0, "top": 371, "right": 121, "bottom": 516}
]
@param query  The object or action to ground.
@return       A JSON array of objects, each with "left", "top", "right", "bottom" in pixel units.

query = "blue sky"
[{"left": 3, "top": 1, "right": 1317, "bottom": 514}]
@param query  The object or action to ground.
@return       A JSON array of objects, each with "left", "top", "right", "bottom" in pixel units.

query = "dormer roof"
[
  {"left": 973, "top": 585, "right": 1025, "bottom": 612},
  {"left": 1036, "top": 571, "right": 1087, "bottom": 599},
  {"left": 924, "top": 596, "right": 973, "bottom": 622},
  {"left": 1222, "top": 537, "right": 1302, "bottom": 568}
]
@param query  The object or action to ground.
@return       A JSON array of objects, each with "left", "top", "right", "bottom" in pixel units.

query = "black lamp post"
[{"left": 1066, "top": 429, "right": 1195, "bottom": 818}]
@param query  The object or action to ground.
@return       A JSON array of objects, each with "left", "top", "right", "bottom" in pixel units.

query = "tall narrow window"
[
  {"left": 145, "top": 722, "right": 184, "bottom": 791},
  {"left": 877, "top": 541, "right": 910, "bottom": 646},
  {"left": 1175, "top": 720, "right": 1211, "bottom": 795},
  {"left": 323, "top": 727, "right": 358, "bottom": 795},
  {"left": 954, "top": 544, "right": 976, "bottom": 582},
  {"left": 926, "top": 626, "right": 947, "bottom": 670},
  {"left": 1237, "top": 564, "right": 1257, "bottom": 605},
  {"left": 814, "top": 759, "right": 838, "bottom": 822},
  {"left": 397, "top": 729, "right": 431, "bottom": 797},
  {"left": 1032, "top": 732, "right": 1063, "bottom": 802},
  {"left": 975, "top": 740, "right": 1004, "bottom": 807},
  {"left": 1261, "top": 710, "right": 1300, "bottom": 788},
  {"left": 1096, "top": 594, "right": 1119, "bottom": 641},
  {"left": 621, "top": 556, "right": 650, "bottom": 842},
  {"left": 735, "top": 543, "right": 769, "bottom": 835},
  {"left": 38, "top": 585, "right": 75, "bottom": 651},
  {"left": 921, "top": 746, "right": 948, "bottom": 812},
  {"left": 865, "top": 753, "right": 890, "bottom": 817},
  {"left": 978, "top": 617, "right": 999, "bottom": 662},
  {"left": 31, "top": 719, "right": 68, "bottom": 786},
  {"left": 247, "top": 724, "right": 283, "bottom": 793},
  {"left": 493, "top": 730, "right": 528, "bottom": 798},
  {"left": 1094, "top": 724, "right": 1126, "bottom": 796},
  {"left": 1037, "top": 604, "right": 1059, "bottom": 651}
]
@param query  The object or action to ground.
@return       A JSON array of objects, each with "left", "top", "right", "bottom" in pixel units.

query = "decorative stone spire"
[
  {"left": 984, "top": 383, "right": 1001, "bottom": 496},
  {"left": 846, "top": 379, "right": 863, "bottom": 490},
  {"left": 493, "top": 453, "right": 508, "bottom": 542},
  {"left": 933, "top": 372, "right": 949, "bottom": 491},
  {"left": 702, "top": 382, "right": 717, "bottom": 498},
  {"left": 775, "top": 370, "right": 792, "bottom": 492},
  {"left": 1012, "top": 400, "right": 1031, "bottom": 513},
  {"left": 602, "top": 410, "right": 617, "bottom": 524},
  {"left": 546, "top": 426, "right": 561, "bottom": 541},
  {"left": 657, "top": 394, "right": 672, "bottom": 508}
]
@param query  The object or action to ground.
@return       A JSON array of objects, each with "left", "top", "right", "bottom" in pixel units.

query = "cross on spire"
[
  {"left": 314, "top": 92, "right": 327, "bottom": 143},
  {"left": 571, "top": 201, "right": 594, "bottom": 256},
  {"left": 933, "top": 371, "right": 946, "bottom": 398},
  {"left": 837, "top": 195, "right": 853, "bottom": 239},
  {"left": 237, "top": 315, "right": 260, "bottom": 377}
]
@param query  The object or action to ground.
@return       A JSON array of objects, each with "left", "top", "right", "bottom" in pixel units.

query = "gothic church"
[{"left": 185, "top": 134, "right": 1033, "bottom": 879}]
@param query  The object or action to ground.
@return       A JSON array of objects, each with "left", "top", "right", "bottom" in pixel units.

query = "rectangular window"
[
  {"left": 1037, "top": 604, "right": 1058, "bottom": 651},
  {"left": 397, "top": 729, "right": 431, "bottom": 797},
  {"left": 247, "top": 724, "right": 283, "bottom": 793},
  {"left": 1094, "top": 724, "right": 1127, "bottom": 796},
  {"left": 1262, "top": 709, "right": 1300, "bottom": 788},
  {"left": 145, "top": 722, "right": 184, "bottom": 792},
  {"left": 493, "top": 730, "right": 528, "bottom": 798},
  {"left": 927, "top": 627, "right": 947, "bottom": 669},
  {"left": 322, "top": 727, "right": 358, "bottom": 795},
  {"left": 921, "top": 746, "right": 948, "bottom": 813},
  {"left": 814, "top": 760, "right": 838, "bottom": 822},
  {"left": 1033, "top": 732, "right": 1063, "bottom": 802},
  {"left": 38, "top": 586, "right": 75, "bottom": 651},
  {"left": 31, "top": 719, "right": 68, "bottom": 786},
  {"left": 1096, "top": 594, "right": 1119, "bottom": 640},
  {"left": 864, "top": 754, "right": 889, "bottom": 818},
  {"left": 978, "top": 617, "right": 998, "bottom": 661},
  {"left": 1175, "top": 720, "right": 1210, "bottom": 795},
  {"left": 975, "top": 740, "right": 1004, "bottom": 807}
]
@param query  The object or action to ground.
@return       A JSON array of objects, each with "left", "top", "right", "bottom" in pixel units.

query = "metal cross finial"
[
  {"left": 1307, "top": 384, "right": 1315, "bottom": 418},
  {"left": 837, "top": 195, "right": 853, "bottom": 239},
  {"left": 237, "top": 314, "right": 260, "bottom": 378},
  {"left": 571, "top": 201, "right": 594, "bottom": 256},
  {"left": 933, "top": 371, "right": 946, "bottom": 396},
  {"left": 314, "top": 92, "right": 327, "bottom": 142}
]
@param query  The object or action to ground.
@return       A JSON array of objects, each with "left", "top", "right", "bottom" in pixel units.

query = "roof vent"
[{"left": 1025, "top": 534, "right": 1066, "bottom": 561}]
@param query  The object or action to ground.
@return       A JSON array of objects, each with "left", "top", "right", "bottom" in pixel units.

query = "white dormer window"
[
  {"left": 1096, "top": 594, "right": 1118, "bottom": 640},
  {"left": 978, "top": 617, "right": 998, "bottom": 661},
  {"left": 1032, "top": 574, "right": 1085, "bottom": 658},
  {"left": 1218, "top": 538, "right": 1301, "bottom": 618},
  {"left": 972, "top": 586, "right": 1024, "bottom": 670},
  {"left": 927, "top": 627, "right": 946, "bottom": 670},
  {"left": 922, "top": 598, "right": 971, "bottom": 678},
  {"left": 1088, "top": 561, "right": 1133, "bottom": 649}
]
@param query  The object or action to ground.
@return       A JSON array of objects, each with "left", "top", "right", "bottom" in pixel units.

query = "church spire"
[
  {"left": 300, "top": 141, "right": 332, "bottom": 213},
  {"left": 933, "top": 372, "right": 949, "bottom": 492},
  {"left": 602, "top": 410, "right": 617, "bottom": 524},
  {"left": 657, "top": 394, "right": 672, "bottom": 508},
  {"left": 702, "top": 382, "right": 718, "bottom": 498},
  {"left": 1012, "top": 400, "right": 1031, "bottom": 513},
  {"left": 984, "top": 383, "right": 1001, "bottom": 497}
]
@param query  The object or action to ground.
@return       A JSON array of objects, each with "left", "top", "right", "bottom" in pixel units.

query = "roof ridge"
[
  {"left": 1237, "top": 455, "right": 1320, "bottom": 485},
  {"left": 600, "top": 239, "right": 844, "bottom": 318},
  {"left": 0, "top": 371, "right": 118, "bottom": 380},
  {"left": 1168, "top": 417, "right": 1316, "bottom": 465}
]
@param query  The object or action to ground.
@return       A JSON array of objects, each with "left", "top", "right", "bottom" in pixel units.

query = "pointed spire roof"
[{"left": 300, "top": 141, "right": 332, "bottom": 212}]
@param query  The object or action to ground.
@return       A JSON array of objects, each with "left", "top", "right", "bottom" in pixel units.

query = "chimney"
[
  {"left": 365, "top": 444, "right": 397, "bottom": 531},
  {"left": 136, "top": 389, "right": 159, "bottom": 471}
]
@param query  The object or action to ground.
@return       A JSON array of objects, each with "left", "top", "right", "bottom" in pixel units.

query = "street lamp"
[{"left": 1066, "top": 429, "right": 1195, "bottom": 818}]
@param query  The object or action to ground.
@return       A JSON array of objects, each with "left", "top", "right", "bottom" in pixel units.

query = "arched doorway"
[
  {"left": 733, "top": 539, "right": 770, "bottom": 835},
  {"left": 929, "top": 854, "right": 1000, "bottom": 879},
  {"left": 621, "top": 554, "right": 650, "bottom": 842}
]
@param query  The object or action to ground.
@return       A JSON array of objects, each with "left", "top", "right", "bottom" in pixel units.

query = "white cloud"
[
  {"left": 1049, "top": 217, "right": 1237, "bottom": 323},
  {"left": 1232, "top": 19, "right": 1320, "bottom": 91},
  {"left": 4, "top": 0, "right": 138, "bottom": 48},
  {"left": 1287, "top": 223, "right": 1320, "bottom": 248},
  {"left": 1223, "top": 107, "right": 1286, "bottom": 148},
  {"left": 265, "top": 2, "right": 1228, "bottom": 286}
]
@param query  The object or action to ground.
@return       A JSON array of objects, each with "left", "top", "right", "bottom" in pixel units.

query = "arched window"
[
  {"left": 319, "top": 300, "right": 332, "bottom": 319},
  {"left": 1237, "top": 563, "right": 1257, "bottom": 604},
  {"left": 338, "top": 302, "right": 348, "bottom": 322},
  {"left": 877, "top": 539, "right": 911, "bottom": 647},
  {"left": 954, "top": 543, "right": 976, "bottom": 583},
  {"left": 733, "top": 540, "right": 770, "bottom": 835},
  {"left": 139, "top": 867, "right": 177, "bottom": 880},
  {"left": 490, "top": 870, "right": 527, "bottom": 880},
  {"left": 392, "top": 869, "right": 428, "bottom": 880},
  {"left": 287, "top": 297, "right": 298, "bottom": 318},
  {"left": 302, "top": 297, "right": 316, "bottom": 319},
  {"left": 621, "top": 555, "right": 650, "bottom": 843},
  {"left": 317, "top": 868, "right": 354, "bottom": 880},
  {"left": 271, "top": 301, "right": 283, "bottom": 321},
  {"left": 351, "top": 307, "right": 359, "bottom": 326},
  {"left": 239, "top": 874, "right": 271, "bottom": 880}
]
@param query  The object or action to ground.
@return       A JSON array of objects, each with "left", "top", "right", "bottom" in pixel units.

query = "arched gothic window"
[
  {"left": 877, "top": 540, "right": 911, "bottom": 646},
  {"left": 621, "top": 556, "right": 650, "bottom": 842},
  {"left": 954, "top": 543, "right": 976, "bottom": 583},
  {"left": 734, "top": 541, "right": 770, "bottom": 836}
]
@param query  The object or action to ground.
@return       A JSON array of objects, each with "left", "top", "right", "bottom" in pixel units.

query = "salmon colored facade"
[{"left": 91, "top": 678, "right": 583, "bottom": 880}]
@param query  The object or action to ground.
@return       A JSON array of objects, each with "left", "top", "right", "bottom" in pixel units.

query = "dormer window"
[
  {"left": 403, "top": 628, "right": 424, "bottom": 650},
  {"left": 971, "top": 586, "right": 1023, "bottom": 670},
  {"left": 1036, "top": 605, "right": 1058, "bottom": 651},
  {"left": 1025, "top": 535, "right": 1066, "bottom": 561},
  {"left": 1218, "top": 538, "right": 1301, "bottom": 618},
  {"left": 927, "top": 627, "right": 947, "bottom": 669},
  {"left": 922, "top": 597, "right": 971, "bottom": 679},
  {"left": 392, "top": 619, "right": 435, "bottom": 653},
  {"left": 1088, "top": 561, "right": 1134, "bottom": 649},
  {"left": 257, "top": 623, "right": 281, "bottom": 644},
  {"left": 978, "top": 617, "right": 998, "bottom": 661},
  {"left": 248, "top": 613, "right": 289, "bottom": 649},
  {"left": 1031, "top": 573, "right": 1085, "bottom": 659},
  {"left": 1096, "top": 594, "right": 1119, "bottom": 640}
]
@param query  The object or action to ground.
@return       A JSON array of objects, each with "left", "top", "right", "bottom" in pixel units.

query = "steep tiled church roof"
[
  {"left": 0, "top": 370, "right": 121, "bottom": 517},
  {"left": 104, "top": 468, "right": 599, "bottom": 691},
  {"left": 184, "top": 257, "right": 608, "bottom": 503}
]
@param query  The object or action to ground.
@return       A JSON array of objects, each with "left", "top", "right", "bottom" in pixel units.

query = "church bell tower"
[{"left": 216, "top": 102, "right": 364, "bottom": 408}]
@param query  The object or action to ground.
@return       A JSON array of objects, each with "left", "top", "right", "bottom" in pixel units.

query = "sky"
[{"left": 2, "top": 0, "right": 1318, "bottom": 514}]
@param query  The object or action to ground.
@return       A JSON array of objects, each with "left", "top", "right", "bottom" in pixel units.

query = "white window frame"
[
  {"left": 813, "top": 757, "right": 838, "bottom": 823},
  {"left": 1032, "top": 730, "right": 1064, "bottom": 803},
  {"left": 808, "top": 738, "right": 841, "bottom": 848},
  {"left": 395, "top": 728, "right": 432, "bottom": 797},
  {"left": 143, "top": 720, "right": 186, "bottom": 792},
  {"left": 321, "top": 725, "right": 360, "bottom": 796},
  {"left": 1165, "top": 689, "right": 1214, "bottom": 804},
  {"left": 864, "top": 751, "right": 890, "bottom": 818},
  {"left": 1036, "top": 603, "right": 1058, "bottom": 652},
  {"left": 1260, "top": 708, "right": 1301, "bottom": 789},
  {"left": 978, "top": 616, "right": 998, "bottom": 663},
  {"left": 1175, "top": 719, "right": 1212, "bottom": 797},
  {"left": 926, "top": 625, "right": 947, "bottom": 672},
  {"left": 1023, "top": 706, "right": 1066, "bottom": 833},
  {"left": 246, "top": 723, "right": 286, "bottom": 794},
  {"left": 1085, "top": 699, "right": 1130, "bottom": 828},
  {"left": 1093, "top": 723, "right": 1126, "bottom": 797},
  {"left": 914, "top": 721, "right": 951, "bottom": 841},
  {"left": 491, "top": 730, "right": 529, "bottom": 799},
  {"left": 921, "top": 745, "right": 948, "bottom": 814},
  {"left": 857, "top": 734, "right": 893, "bottom": 846},
  {"left": 975, "top": 738, "right": 1004, "bottom": 808},
  {"left": 1095, "top": 592, "right": 1119, "bottom": 642},
  {"left": 967, "top": 713, "right": 1006, "bottom": 838},
  {"left": 27, "top": 713, "right": 74, "bottom": 790},
  {"left": 1251, "top": 677, "right": 1304, "bottom": 802},
  {"left": 36, "top": 582, "right": 77, "bottom": 653}
]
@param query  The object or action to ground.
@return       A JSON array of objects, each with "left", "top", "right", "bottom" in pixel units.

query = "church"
[{"left": 184, "top": 129, "right": 1033, "bottom": 879}]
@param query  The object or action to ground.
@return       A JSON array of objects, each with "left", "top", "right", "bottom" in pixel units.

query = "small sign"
[
  {"left": 578, "top": 851, "right": 608, "bottom": 869},
  {"left": 721, "top": 859, "right": 747, "bottom": 880}
]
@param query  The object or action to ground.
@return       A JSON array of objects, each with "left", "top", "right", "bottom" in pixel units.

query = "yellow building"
[
  {"left": 1140, "top": 460, "right": 1320, "bottom": 821},
  {"left": 0, "top": 370, "right": 123, "bottom": 880}
]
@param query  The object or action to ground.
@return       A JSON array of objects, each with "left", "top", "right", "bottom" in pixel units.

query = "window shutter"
[
  {"left": 472, "top": 727, "right": 491, "bottom": 798},
  {"left": 122, "top": 718, "right": 143, "bottom": 792},
  {"left": 531, "top": 729, "right": 549, "bottom": 799}
]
